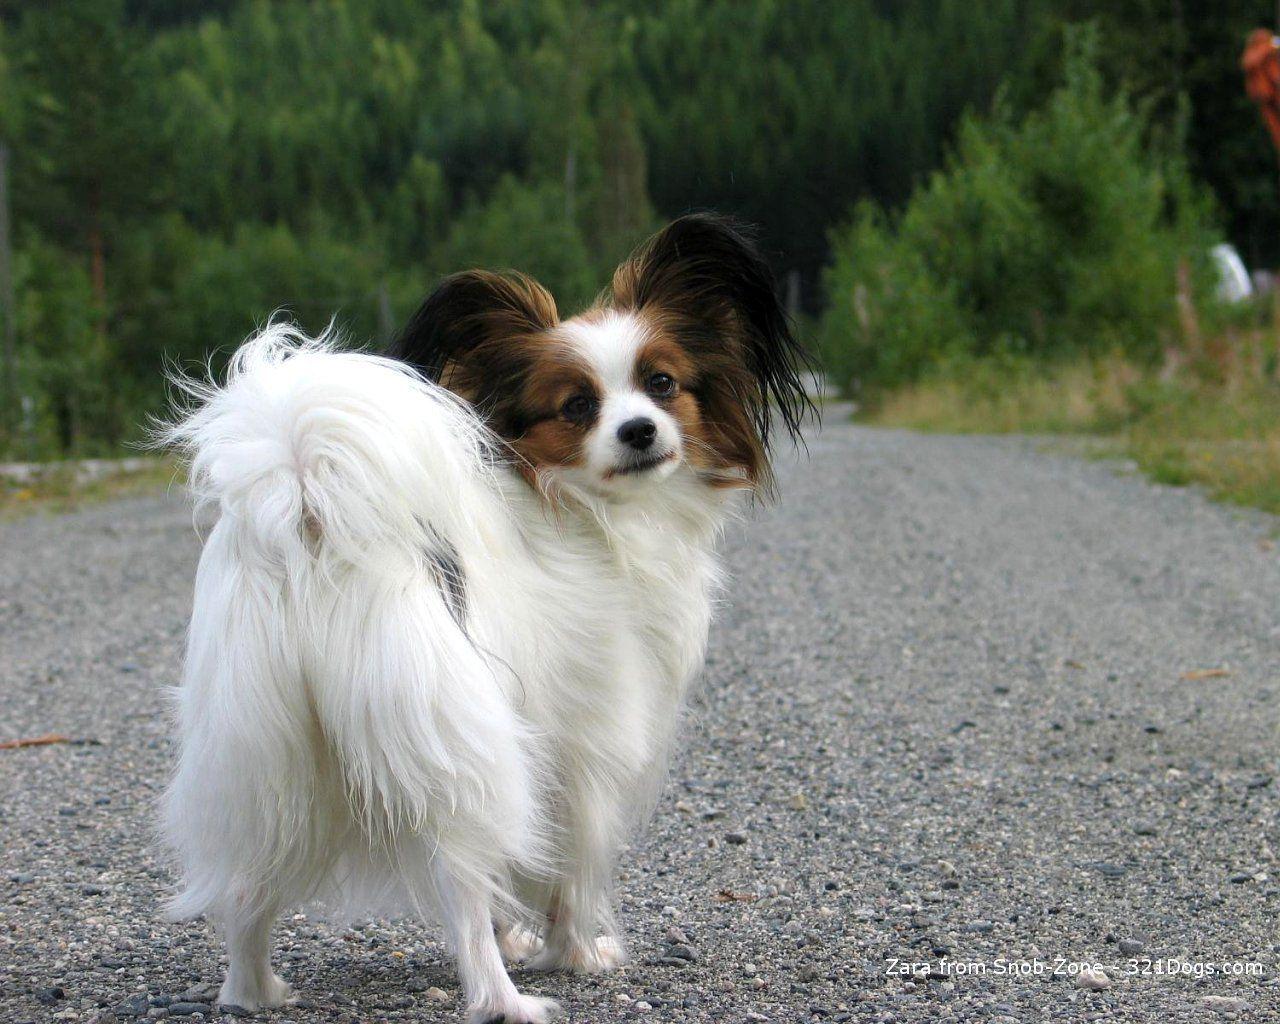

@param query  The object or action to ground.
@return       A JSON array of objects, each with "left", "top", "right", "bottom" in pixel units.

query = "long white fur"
[{"left": 159, "top": 323, "right": 731, "bottom": 1021}]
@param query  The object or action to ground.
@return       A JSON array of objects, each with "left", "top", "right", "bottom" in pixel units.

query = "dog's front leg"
[
  {"left": 526, "top": 775, "right": 627, "bottom": 974},
  {"left": 217, "top": 895, "right": 294, "bottom": 1011}
]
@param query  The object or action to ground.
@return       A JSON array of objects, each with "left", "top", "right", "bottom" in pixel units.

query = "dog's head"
[{"left": 391, "top": 214, "right": 813, "bottom": 500}]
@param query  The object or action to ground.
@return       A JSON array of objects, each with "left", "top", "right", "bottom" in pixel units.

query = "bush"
[{"left": 818, "top": 30, "right": 1216, "bottom": 392}]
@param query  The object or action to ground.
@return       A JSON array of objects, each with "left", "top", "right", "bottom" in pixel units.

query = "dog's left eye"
[{"left": 646, "top": 373, "right": 677, "bottom": 398}]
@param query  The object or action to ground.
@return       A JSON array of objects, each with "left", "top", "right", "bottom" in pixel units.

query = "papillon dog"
[{"left": 159, "top": 214, "right": 812, "bottom": 1022}]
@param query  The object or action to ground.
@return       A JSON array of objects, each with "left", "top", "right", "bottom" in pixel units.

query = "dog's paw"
[
  {"left": 497, "top": 925, "right": 544, "bottom": 964},
  {"left": 217, "top": 972, "right": 295, "bottom": 1011},
  {"left": 470, "top": 992, "right": 560, "bottom": 1024},
  {"left": 526, "top": 934, "right": 626, "bottom": 974}
]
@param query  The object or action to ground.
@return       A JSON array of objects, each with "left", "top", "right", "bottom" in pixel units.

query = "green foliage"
[
  {"left": 818, "top": 33, "right": 1217, "bottom": 391},
  {"left": 436, "top": 177, "right": 597, "bottom": 312},
  {"left": 0, "top": 2, "right": 1264, "bottom": 456}
]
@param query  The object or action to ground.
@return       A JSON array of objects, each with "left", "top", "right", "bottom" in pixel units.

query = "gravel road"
[{"left": 3, "top": 419, "right": 1279, "bottom": 1023}]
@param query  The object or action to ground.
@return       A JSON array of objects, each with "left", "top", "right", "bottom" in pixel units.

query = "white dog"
[{"left": 159, "top": 214, "right": 811, "bottom": 1022}]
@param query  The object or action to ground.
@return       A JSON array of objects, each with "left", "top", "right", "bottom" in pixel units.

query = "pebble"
[
  {"left": 724, "top": 831, "right": 749, "bottom": 845},
  {"left": 1200, "top": 995, "right": 1250, "bottom": 1012},
  {"left": 1118, "top": 938, "right": 1144, "bottom": 955},
  {"left": 115, "top": 995, "right": 149, "bottom": 1016},
  {"left": 165, "top": 1003, "right": 210, "bottom": 1016},
  {"left": 1075, "top": 967, "right": 1111, "bottom": 991},
  {"left": 423, "top": 987, "right": 450, "bottom": 1003}
]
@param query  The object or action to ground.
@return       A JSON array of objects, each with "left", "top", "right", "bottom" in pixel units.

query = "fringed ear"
[
  {"left": 389, "top": 270, "right": 559, "bottom": 411},
  {"left": 612, "top": 213, "right": 815, "bottom": 497}
]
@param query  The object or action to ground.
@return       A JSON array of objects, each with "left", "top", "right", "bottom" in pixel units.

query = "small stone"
[
  {"left": 146, "top": 1010, "right": 168, "bottom": 1020},
  {"left": 116, "top": 994, "right": 149, "bottom": 1016},
  {"left": 165, "top": 1004, "right": 210, "bottom": 1017},
  {"left": 633, "top": 1001, "right": 652, "bottom": 1011},
  {"left": 674, "top": 800, "right": 694, "bottom": 814},
  {"left": 742, "top": 963, "right": 757, "bottom": 976},
  {"left": 724, "top": 831, "right": 749, "bottom": 845},
  {"left": 1201, "top": 995, "right": 1250, "bottom": 1013},
  {"left": 216, "top": 1007, "right": 253, "bottom": 1019},
  {"left": 82, "top": 885, "right": 106, "bottom": 895},
  {"left": 1228, "top": 872, "right": 1254, "bottom": 884},
  {"left": 1118, "top": 938, "right": 1144, "bottom": 955},
  {"left": 36, "top": 987, "right": 67, "bottom": 1006},
  {"left": 938, "top": 860, "right": 957, "bottom": 877},
  {"left": 1075, "top": 967, "right": 1111, "bottom": 991},
  {"left": 751, "top": 976, "right": 767, "bottom": 989},
  {"left": 1133, "top": 821, "right": 1157, "bottom": 836},
  {"left": 788, "top": 793, "right": 808, "bottom": 810},
  {"left": 1090, "top": 862, "right": 1127, "bottom": 879},
  {"left": 962, "top": 920, "right": 994, "bottom": 933},
  {"left": 667, "top": 944, "right": 698, "bottom": 962},
  {"left": 423, "top": 987, "right": 450, "bottom": 1003}
]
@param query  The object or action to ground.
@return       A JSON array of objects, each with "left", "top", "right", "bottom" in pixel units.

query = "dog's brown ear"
[
  {"left": 612, "top": 213, "right": 815, "bottom": 496},
  {"left": 390, "top": 270, "right": 559, "bottom": 408}
]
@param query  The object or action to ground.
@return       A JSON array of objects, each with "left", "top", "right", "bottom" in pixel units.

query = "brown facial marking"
[{"left": 493, "top": 332, "right": 603, "bottom": 486}]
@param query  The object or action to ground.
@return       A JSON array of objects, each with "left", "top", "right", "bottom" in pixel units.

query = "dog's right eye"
[{"left": 561, "top": 395, "right": 597, "bottom": 422}]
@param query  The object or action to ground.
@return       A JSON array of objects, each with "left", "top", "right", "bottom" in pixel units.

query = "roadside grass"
[
  {"left": 859, "top": 350, "right": 1280, "bottom": 516},
  {"left": 0, "top": 458, "right": 179, "bottom": 520}
]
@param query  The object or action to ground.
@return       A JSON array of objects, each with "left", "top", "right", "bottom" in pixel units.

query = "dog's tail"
[
  {"left": 156, "top": 322, "right": 548, "bottom": 923},
  {"left": 158, "top": 320, "right": 505, "bottom": 575}
]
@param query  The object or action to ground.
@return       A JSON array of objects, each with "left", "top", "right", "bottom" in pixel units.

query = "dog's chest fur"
[{"left": 476, "top": 471, "right": 727, "bottom": 781}]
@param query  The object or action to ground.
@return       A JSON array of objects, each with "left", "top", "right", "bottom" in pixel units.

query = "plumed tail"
[{"left": 156, "top": 320, "right": 503, "bottom": 575}]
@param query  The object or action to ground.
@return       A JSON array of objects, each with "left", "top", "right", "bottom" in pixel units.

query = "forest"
[{"left": 0, "top": 0, "right": 1276, "bottom": 459}]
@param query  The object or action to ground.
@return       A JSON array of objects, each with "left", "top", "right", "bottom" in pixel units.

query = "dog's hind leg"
[
  {"left": 217, "top": 894, "right": 294, "bottom": 1011},
  {"left": 434, "top": 857, "right": 559, "bottom": 1024}
]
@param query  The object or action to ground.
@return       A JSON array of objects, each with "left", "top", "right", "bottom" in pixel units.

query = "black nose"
[{"left": 617, "top": 417, "right": 657, "bottom": 451}]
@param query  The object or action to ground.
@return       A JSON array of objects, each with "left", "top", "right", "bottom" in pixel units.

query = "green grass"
[
  {"left": 859, "top": 353, "right": 1280, "bottom": 516},
  {"left": 0, "top": 458, "right": 178, "bottom": 520}
]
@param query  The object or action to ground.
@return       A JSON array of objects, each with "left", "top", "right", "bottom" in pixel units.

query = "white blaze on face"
[{"left": 558, "top": 311, "right": 683, "bottom": 488}]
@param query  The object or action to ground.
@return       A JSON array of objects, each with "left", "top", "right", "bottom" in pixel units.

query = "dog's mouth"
[{"left": 608, "top": 451, "right": 676, "bottom": 479}]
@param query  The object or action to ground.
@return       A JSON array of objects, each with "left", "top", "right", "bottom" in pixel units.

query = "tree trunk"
[{"left": 87, "top": 182, "right": 106, "bottom": 338}]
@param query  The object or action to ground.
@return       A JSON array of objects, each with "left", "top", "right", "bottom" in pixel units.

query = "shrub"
[{"left": 818, "top": 30, "right": 1216, "bottom": 392}]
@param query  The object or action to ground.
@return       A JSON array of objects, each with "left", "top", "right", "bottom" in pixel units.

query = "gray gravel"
[{"left": 3, "top": 419, "right": 1280, "bottom": 1022}]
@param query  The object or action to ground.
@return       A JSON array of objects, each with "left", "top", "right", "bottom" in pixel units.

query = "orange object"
[
  {"left": 1243, "top": 28, "right": 1280, "bottom": 153},
  {"left": 0, "top": 733, "right": 71, "bottom": 750}
]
